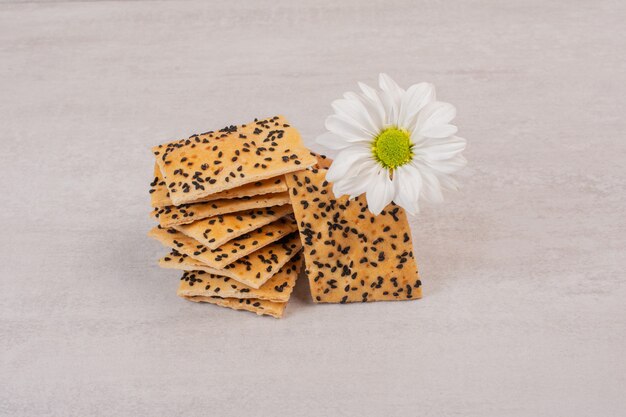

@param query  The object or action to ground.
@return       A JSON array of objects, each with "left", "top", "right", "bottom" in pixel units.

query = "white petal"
[
  {"left": 421, "top": 154, "right": 467, "bottom": 174},
  {"left": 366, "top": 168, "right": 395, "bottom": 215},
  {"left": 333, "top": 162, "right": 381, "bottom": 199},
  {"left": 394, "top": 164, "right": 422, "bottom": 201},
  {"left": 414, "top": 101, "right": 457, "bottom": 136},
  {"left": 397, "top": 82, "right": 436, "bottom": 130},
  {"left": 332, "top": 98, "right": 378, "bottom": 136},
  {"left": 343, "top": 155, "right": 378, "bottom": 180},
  {"left": 394, "top": 195, "right": 419, "bottom": 215},
  {"left": 357, "top": 82, "right": 386, "bottom": 129},
  {"left": 419, "top": 123, "right": 458, "bottom": 139},
  {"left": 325, "top": 144, "right": 373, "bottom": 183},
  {"left": 379, "top": 90, "right": 397, "bottom": 125},
  {"left": 413, "top": 136, "right": 466, "bottom": 161},
  {"left": 379, "top": 73, "right": 405, "bottom": 96},
  {"left": 378, "top": 74, "right": 404, "bottom": 125},
  {"left": 316, "top": 131, "right": 352, "bottom": 150},
  {"left": 332, "top": 179, "right": 356, "bottom": 198},
  {"left": 419, "top": 169, "right": 444, "bottom": 204},
  {"left": 344, "top": 90, "right": 385, "bottom": 133},
  {"left": 409, "top": 132, "right": 426, "bottom": 147},
  {"left": 332, "top": 163, "right": 377, "bottom": 198},
  {"left": 325, "top": 115, "right": 373, "bottom": 142},
  {"left": 392, "top": 164, "right": 422, "bottom": 215}
]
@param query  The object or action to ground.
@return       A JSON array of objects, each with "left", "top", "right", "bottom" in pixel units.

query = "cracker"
[
  {"left": 149, "top": 226, "right": 223, "bottom": 268},
  {"left": 152, "top": 192, "right": 290, "bottom": 228},
  {"left": 285, "top": 168, "right": 422, "bottom": 303},
  {"left": 173, "top": 204, "right": 292, "bottom": 249},
  {"left": 150, "top": 162, "right": 287, "bottom": 208},
  {"left": 177, "top": 254, "right": 302, "bottom": 302},
  {"left": 181, "top": 295, "right": 286, "bottom": 319},
  {"left": 202, "top": 216, "right": 297, "bottom": 268},
  {"left": 149, "top": 217, "right": 296, "bottom": 269},
  {"left": 158, "top": 233, "right": 302, "bottom": 289},
  {"left": 152, "top": 115, "right": 317, "bottom": 205},
  {"left": 159, "top": 249, "right": 241, "bottom": 278},
  {"left": 149, "top": 164, "right": 171, "bottom": 208},
  {"left": 219, "top": 232, "right": 302, "bottom": 289},
  {"left": 309, "top": 151, "right": 333, "bottom": 170}
]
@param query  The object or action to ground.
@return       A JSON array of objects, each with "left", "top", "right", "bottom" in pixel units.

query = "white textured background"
[{"left": 1, "top": 1, "right": 625, "bottom": 416}]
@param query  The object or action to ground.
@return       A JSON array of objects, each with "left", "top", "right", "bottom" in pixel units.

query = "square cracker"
[
  {"left": 173, "top": 204, "right": 292, "bottom": 249},
  {"left": 149, "top": 164, "right": 171, "bottom": 208},
  {"left": 149, "top": 162, "right": 287, "bottom": 208},
  {"left": 152, "top": 192, "right": 290, "bottom": 228},
  {"left": 181, "top": 295, "right": 286, "bottom": 319},
  {"left": 309, "top": 151, "right": 332, "bottom": 170},
  {"left": 177, "top": 254, "right": 302, "bottom": 303},
  {"left": 149, "top": 217, "right": 296, "bottom": 269},
  {"left": 285, "top": 168, "right": 422, "bottom": 303},
  {"left": 198, "top": 216, "right": 298, "bottom": 268},
  {"left": 152, "top": 115, "right": 317, "bottom": 205},
  {"left": 158, "top": 233, "right": 302, "bottom": 289},
  {"left": 160, "top": 250, "right": 243, "bottom": 278},
  {"left": 217, "top": 232, "right": 302, "bottom": 289}
]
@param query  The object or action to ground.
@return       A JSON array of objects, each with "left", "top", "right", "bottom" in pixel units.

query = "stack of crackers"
[{"left": 149, "top": 116, "right": 422, "bottom": 319}]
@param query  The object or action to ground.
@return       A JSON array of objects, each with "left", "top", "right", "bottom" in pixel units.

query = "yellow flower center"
[{"left": 372, "top": 127, "right": 413, "bottom": 170}]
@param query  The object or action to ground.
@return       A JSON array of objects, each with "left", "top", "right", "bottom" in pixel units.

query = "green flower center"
[{"left": 372, "top": 127, "right": 413, "bottom": 170}]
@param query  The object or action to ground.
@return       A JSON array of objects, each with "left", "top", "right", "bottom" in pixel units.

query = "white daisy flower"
[{"left": 316, "top": 73, "right": 467, "bottom": 216}]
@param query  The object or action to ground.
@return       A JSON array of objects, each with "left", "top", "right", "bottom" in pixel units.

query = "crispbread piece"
[
  {"left": 203, "top": 216, "right": 298, "bottom": 268},
  {"left": 159, "top": 249, "right": 243, "bottom": 279},
  {"left": 149, "top": 162, "right": 287, "bottom": 208},
  {"left": 149, "top": 226, "right": 224, "bottom": 268},
  {"left": 309, "top": 151, "right": 332, "bottom": 170},
  {"left": 220, "top": 233, "right": 302, "bottom": 289},
  {"left": 149, "top": 164, "right": 171, "bottom": 208},
  {"left": 149, "top": 218, "right": 296, "bottom": 269},
  {"left": 153, "top": 192, "right": 290, "bottom": 227},
  {"left": 181, "top": 295, "right": 286, "bottom": 319},
  {"left": 158, "top": 234, "right": 302, "bottom": 289},
  {"left": 152, "top": 115, "right": 317, "bottom": 206},
  {"left": 173, "top": 204, "right": 292, "bottom": 249},
  {"left": 285, "top": 168, "right": 422, "bottom": 303},
  {"left": 177, "top": 254, "right": 302, "bottom": 302}
]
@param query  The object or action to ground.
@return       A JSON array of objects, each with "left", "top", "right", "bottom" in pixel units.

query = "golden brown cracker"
[
  {"left": 152, "top": 192, "right": 290, "bottom": 228},
  {"left": 285, "top": 168, "right": 422, "bottom": 303},
  {"left": 159, "top": 249, "right": 242, "bottom": 278},
  {"left": 158, "top": 233, "right": 302, "bottom": 289},
  {"left": 149, "top": 164, "right": 171, "bottom": 208},
  {"left": 152, "top": 115, "right": 317, "bottom": 205},
  {"left": 149, "top": 219, "right": 295, "bottom": 269},
  {"left": 309, "top": 151, "right": 333, "bottom": 169},
  {"left": 173, "top": 204, "right": 292, "bottom": 249},
  {"left": 177, "top": 254, "right": 302, "bottom": 303},
  {"left": 201, "top": 216, "right": 298, "bottom": 268},
  {"left": 182, "top": 295, "right": 286, "bottom": 318},
  {"left": 150, "top": 162, "right": 287, "bottom": 208}
]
